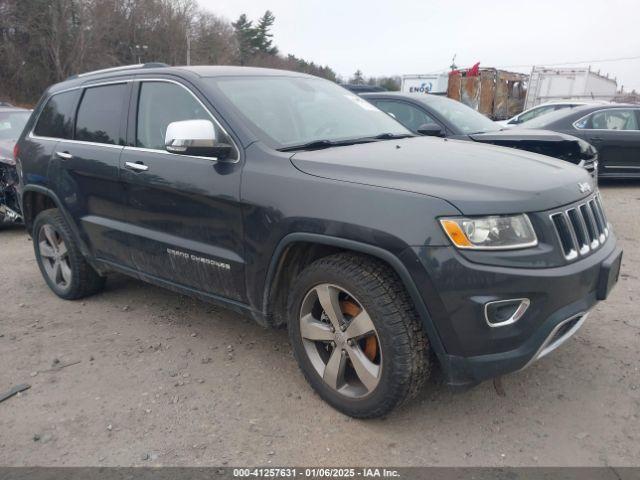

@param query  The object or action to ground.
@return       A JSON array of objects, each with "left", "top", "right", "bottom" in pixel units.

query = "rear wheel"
[
  {"left": 33, "top": 209, "right": 105, "bottom": 299},
  {"left": 288, "top": 253, "right": 431, "bottom": 418}
]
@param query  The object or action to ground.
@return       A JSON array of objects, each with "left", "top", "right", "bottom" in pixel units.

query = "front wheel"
[{"left": 288, "top": 253, "right": 431, "bottom": 418}]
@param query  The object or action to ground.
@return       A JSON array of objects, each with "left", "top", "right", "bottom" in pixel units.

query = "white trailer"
[
  {"left": 524, "top": 66, "right": 617, "bottom": 109},
  {"left": 401, "top": 73, "right": 449, "bottom": 95}
]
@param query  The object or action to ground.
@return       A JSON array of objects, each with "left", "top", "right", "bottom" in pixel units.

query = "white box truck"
[
  {"left": 524, "top": 66, "right": 617, "bottom": 109},
  {"left": 401, "top": 73, "right": 449, "bottom": 95}
]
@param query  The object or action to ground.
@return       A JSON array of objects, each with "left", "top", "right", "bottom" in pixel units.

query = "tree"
[
  {"left": 350, "top": 70, "right": 364, "bottom": 85},
  {"left": 253, "top": 10, "right": 277, "bottom": 55},
  {"left": 0, "top": 0, "right": 338, "bottom": 105},
  {"left": 231, "top": 13, "right": 256, "bottom": 65},
  {"left": 377, "top": 76, "right": 401, "bottom": 91}
]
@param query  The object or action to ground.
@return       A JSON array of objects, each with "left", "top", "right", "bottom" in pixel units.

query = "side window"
[
  {"left": 136, "top": 82, "right": 236, "bottom": 159},
  {"left": 75, "top": 84, "right": 128, "bottom": 145},
  {"left": 576, "top": 109, "right": 640, "bottom": 131},
  {"left": 33, "top": 90, "right": 79, "bottom": 139},
  {"left": 374, "top": 100, "right": 437, "bottom": 132},
  {"left": 519, "top": 105, "right": 555, "bottom": 123}
]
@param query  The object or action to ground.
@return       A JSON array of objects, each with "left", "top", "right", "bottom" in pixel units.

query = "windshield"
[
  {"left": 207, "top": 76, "right": 411, "bottom": 148},
  {"left": 0, "top": 111, "right": 30, "bottom": 141},
  {"left": 423, "top": 95, "right": 499, "bottom": 134}
]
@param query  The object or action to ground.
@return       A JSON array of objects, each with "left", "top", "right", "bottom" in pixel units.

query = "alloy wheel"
[
  {"left": 38, "top": 224, "right": 72, "bottom": 289},
  {"left": 299, "top": 283, "right": 382, "bottom": 398}
]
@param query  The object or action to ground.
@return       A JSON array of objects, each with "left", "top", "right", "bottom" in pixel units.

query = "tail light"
[{"left": 13, "top": 143, "right": 19, "bottom": 162}]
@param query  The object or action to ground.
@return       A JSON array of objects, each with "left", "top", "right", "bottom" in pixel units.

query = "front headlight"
[{"left": 439, "top": 214, "right": 537, "bottom": 250}]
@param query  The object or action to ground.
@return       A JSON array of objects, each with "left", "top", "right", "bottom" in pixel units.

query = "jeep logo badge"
[{"left": 578, "top": 182, "right": 591, "bottom": 194}]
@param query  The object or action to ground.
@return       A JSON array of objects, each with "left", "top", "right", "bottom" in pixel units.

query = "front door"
[{"left": 119, "top": 79, "right": 246, "bottom": 302}]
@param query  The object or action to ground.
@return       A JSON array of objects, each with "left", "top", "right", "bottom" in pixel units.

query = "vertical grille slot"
[
  {"left": 588, "top": 199, "right": 605, "bottom": 239},
  {"left": 551, "top": 213, "right": 577, "bottom": 259},
  {"left": 595, "top": 195, "right": 608, "bottom": 231},
  {"left": 567, "top": 208, "right": 589, "bottom": 254},
  {"left": 579, "top": 204, "right": 599, "bottom": 246}
]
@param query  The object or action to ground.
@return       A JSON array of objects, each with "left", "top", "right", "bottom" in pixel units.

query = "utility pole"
[{"left": 186, "top": 28, "right": 191, "bottom": 66}]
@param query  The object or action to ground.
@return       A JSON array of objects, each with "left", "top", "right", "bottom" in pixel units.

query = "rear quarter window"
[{"left": 33, "top": 90, "right": 79, "bottom": 139}]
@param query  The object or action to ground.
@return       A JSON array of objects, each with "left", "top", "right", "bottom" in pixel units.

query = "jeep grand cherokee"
[{"left": 15, "top": 65, "right": 622, "bottom": 418}]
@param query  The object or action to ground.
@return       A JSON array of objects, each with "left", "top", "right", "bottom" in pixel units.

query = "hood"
[
  {"left": 290, "top": 136, "right": 594, "bottom": 215},
  {"left": 469, "top": 128, "right": 596, "bottom": 164},
  {"left": 0, "top": 139, "right": 16, "bottom": 166}
]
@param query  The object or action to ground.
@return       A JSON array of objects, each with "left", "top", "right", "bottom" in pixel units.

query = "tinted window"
[
  {"left": 575, "top": 109, "right": 639, "bottom": 131},
  {"left": 422, "top": 95, "right": 498, "bottom": 134},
  {"left": 374, "top": 100, "right": 437, "bottom": 132},
  {"left": 136, "top": 82, "right": 236, "bottom": 159},
  {"left": 75, "top": 84, "right": 128, "bottom": 144},
  {"left": 0, "top": 111, "right": 30, "bottom": 140},
  {"left": 33, "top": 91, "right": 79, "bottom": 139}
]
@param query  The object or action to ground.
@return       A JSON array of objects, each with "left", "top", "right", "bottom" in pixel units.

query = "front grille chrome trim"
[{"left": 549, "top": 194, "right": 609, "bottom": 262}]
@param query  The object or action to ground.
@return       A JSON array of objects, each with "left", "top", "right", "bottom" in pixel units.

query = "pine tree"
[
  {"left": 351, "top": 70, "right": 365, "bottom": 85},
  {"left": 232, "top": 14, "right": 257, "bottom": 65},
  {"left": 254, "top": 10, "right": 278, "bottom": 55}
]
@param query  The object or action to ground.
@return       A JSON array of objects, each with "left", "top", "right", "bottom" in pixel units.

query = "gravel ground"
[{"left": 0, "top": 181, "right": 639, "bottom": 467}]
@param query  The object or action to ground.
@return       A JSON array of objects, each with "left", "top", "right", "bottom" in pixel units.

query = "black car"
[
  {"left": 514, "top": 103, "right": 640, "bottom": 178},
  {"left": 16, "top": 65, "right": 621, "bottom": 418},
  {"left": 1, "top": 105, "right": 31, "bottom": 225},
  {"left": 361, "top": 92, "right": 599, "bottom": 177}
]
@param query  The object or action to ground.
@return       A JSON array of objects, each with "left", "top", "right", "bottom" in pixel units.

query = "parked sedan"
[
  {"left": 514, "top": 104, "right": 640, "bottom": 178},
  {"left": 361, "top": 92, "right": 599, "bottom": 177},
  {"left": 497, "top": 101, "right": 610, "bottom": 127}
]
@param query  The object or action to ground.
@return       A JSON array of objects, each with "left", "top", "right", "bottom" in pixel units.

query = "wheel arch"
[
  {"left": 21, "top": 185, "right": 94, "bottom": 261},
  {"left": 262, "top": 233, "right": 445, "bottom": 356}
]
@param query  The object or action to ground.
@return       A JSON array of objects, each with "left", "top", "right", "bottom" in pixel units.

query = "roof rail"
[{"left": 69, "top": 63, "right": 169, "bottom": 80}]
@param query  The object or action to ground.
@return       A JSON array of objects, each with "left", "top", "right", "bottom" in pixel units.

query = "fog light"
[{"left": 484, "top": 298, "right": 530, "bottom": 327}]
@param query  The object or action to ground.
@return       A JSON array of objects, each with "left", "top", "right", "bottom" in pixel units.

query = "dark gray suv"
[{"left": 15, "top": 65, "right": 622, "bottom": 418}]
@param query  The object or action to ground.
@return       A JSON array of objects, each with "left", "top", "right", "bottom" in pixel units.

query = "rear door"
[
  {"left": 573, "top": 108, "right": 640, "bottom": 175},
  {"left": 119, "top": 79, "right": 246, "bottom": 302},
  {"left": 53, "top": 81, "right": 134, "bottom": 267},
  {"left": 25, "top": 90, "right": 80, "bottom": 194}
]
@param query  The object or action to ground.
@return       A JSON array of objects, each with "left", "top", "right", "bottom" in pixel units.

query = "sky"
[{"left": 198, "top": 0, "right": 640, "bottom": 92}]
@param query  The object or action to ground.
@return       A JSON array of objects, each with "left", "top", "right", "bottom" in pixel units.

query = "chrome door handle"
[
  {"left": 56, "top": 151, "right": 73, "bottom": 160},
  {"left": 125, "top": 161, "right": 149, "bottom": 172}
]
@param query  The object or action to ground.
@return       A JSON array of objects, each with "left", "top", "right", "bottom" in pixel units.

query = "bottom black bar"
[{"left": 0, "top": 467, "right": 639, "bottom": 480}]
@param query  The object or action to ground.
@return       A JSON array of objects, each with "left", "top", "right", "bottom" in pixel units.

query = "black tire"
[
  {"left": 32, "top": 208, "right": 106, "bottom": 299},
  {"left": 288, "top": 253, "right": 431, "bottom": 418}
]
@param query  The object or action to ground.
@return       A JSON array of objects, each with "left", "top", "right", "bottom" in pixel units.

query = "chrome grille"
[{"left": 550, "top": 193, "right": 609, "bottom": 261}]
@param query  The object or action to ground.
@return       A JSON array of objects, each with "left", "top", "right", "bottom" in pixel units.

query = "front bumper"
[{"left": 405, "top": 234, "right": 621, "bottom": 387}]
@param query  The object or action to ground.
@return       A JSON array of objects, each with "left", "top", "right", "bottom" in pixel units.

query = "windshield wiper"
[
  {"left": 278, "top": 137, "right": 376, "bottom": 152},
  {"left": 370, "top": 133, "right": 415, "bottom": 140},
  {"left": 278, "top": 133, "right": 414, "bottom": 152}
]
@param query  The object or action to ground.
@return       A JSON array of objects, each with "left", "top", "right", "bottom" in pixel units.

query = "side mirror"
[
  {"left": 165, "top": 119, "right": 231, "bottom": 159},
  {"left": 508, "top": 117, "right": 521, "bottom": 125},
  {"left": 417, "top": 123, "right": 445, "bottom": 137}
]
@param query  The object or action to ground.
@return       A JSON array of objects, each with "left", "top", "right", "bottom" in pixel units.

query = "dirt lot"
[{"left": 1, "top": 181, "right": 639, "bottom": 467}]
